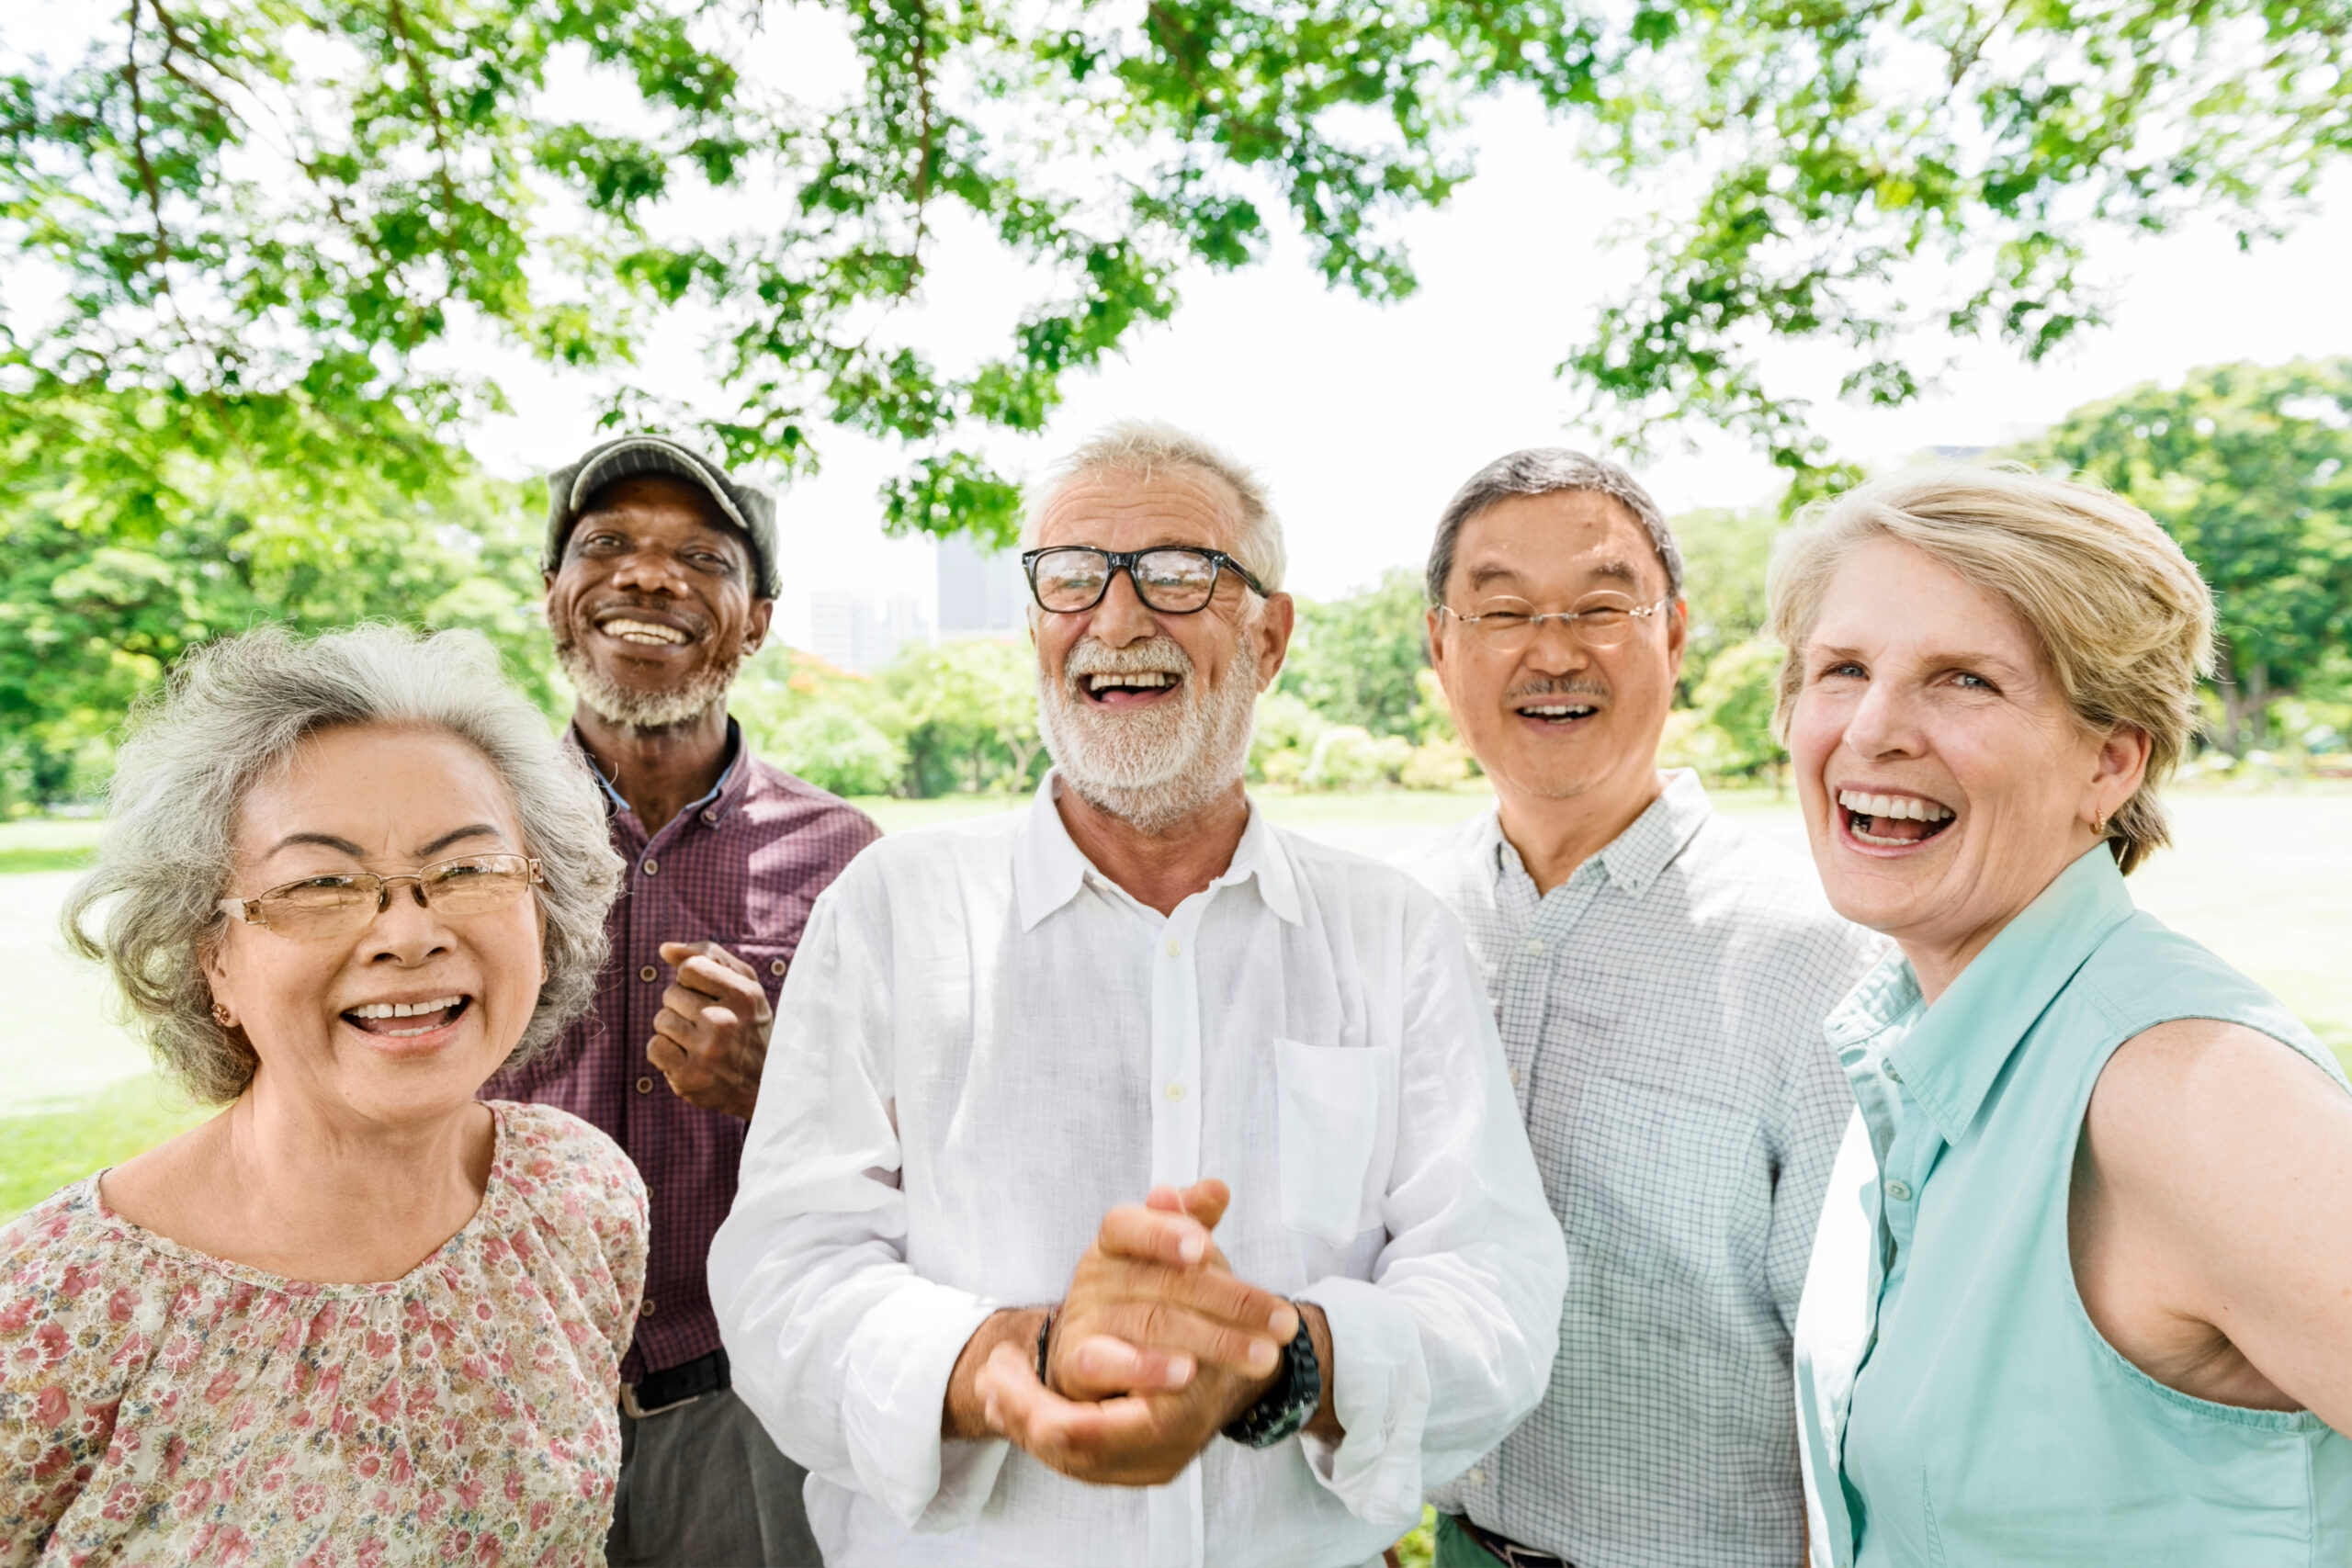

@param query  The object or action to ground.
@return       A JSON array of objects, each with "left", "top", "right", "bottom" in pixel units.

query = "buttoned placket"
[
  {"left": 1078, "top": 866, "right": 1234, "bottom": 1568},
  {"left": 1494, "top": 857, "right": 1611, "bottom": 1111}
]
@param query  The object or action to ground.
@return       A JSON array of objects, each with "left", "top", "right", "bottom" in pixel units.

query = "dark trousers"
[{"left": 608, "top": 1385, "right": 822, "bottom": 1567}]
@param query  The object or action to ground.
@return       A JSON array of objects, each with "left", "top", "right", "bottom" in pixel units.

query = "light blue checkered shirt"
[{"left": 1397, "top": 773, "right": 1885, "bottom": 1568}]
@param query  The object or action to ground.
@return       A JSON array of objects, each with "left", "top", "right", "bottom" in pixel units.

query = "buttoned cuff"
[
  {"left": 1291, "top": 1275, "right": 1430, "bottom": 1533},
  {"left": 841, "top": 1282, "right": 1007, "bottom": 1532}
]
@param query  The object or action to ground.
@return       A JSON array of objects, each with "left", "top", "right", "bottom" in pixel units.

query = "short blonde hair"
[
  {"left": 64, "top": 625, "right": 625, "bottom": 1103},
  {"left": 1767, "top": 466, "right": 2215, "bottom": 874},
  {"left": 1023, "top": 419, "right": 1287, "bottom": 590}
]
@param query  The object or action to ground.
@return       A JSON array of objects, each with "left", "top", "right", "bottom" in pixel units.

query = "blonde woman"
[
  {"left": 0, "top": 626, "right": 639, "bottom": 1564},
  {"left": 1776, "top": 468, "right": 2352, "bottom": 1567}
]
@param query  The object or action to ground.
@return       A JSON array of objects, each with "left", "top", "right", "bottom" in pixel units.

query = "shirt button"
[
  {"left": 639, "top": 1299, "right": 657, "bottom": 1318},
  {"left": 1163, "top": 1081, "right": 1186, "bottom": 1102},
  {"left": 1885, "top": 1179, "right": 1914, "bottom": 1203},
  {"left": 701, "top": 810, "right": 718, "bottom": 825},
  {"left": 1164, "top": 938, "right": 1182, "bottom": 957},
  {"left": 1509, "top": 1067, "right": 1522, "bottom": 1088},
  {"left": 639, "top": 965, "right": 658, "bottom": 984},
  {"left": 1521, "top": 938, "right": 1545, "bottom": 956},
  {"left": 641, "top": 858, "right": 658, "bottom": 876},
  {"left": 770, "top": 958, "right": 787, "bottom": 977},
  {"left": 1466, "top": 1467, "right": 1488, "bottom": 1486},
  {"left": 636, "top": 1076, "right": 654, "bottom": 1095},
  {"left": 1884, "top": 1063, "right": 1903, "bottom": 1084}
]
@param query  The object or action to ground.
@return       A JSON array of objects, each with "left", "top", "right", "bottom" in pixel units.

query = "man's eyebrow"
[
  {"left": 421, "top": 824, "right": 507, "bottom": 858},
  {"left": 1588, "top": 559, "right": 1642, "bottom": 587},
  {"left": 1464, "top": 563, "right": 1525, "bottom": 589}
]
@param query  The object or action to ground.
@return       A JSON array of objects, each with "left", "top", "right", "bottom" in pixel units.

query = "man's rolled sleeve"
[
  {"left": 1296, "top": 903, "right": 1567, "bottom": 1528},
  {"left": 712, "top": 859, "right": 998, "bottom": 1529}
]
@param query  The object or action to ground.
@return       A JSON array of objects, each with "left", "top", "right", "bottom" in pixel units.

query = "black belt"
[
  {"left": 1454, "top": 1516, "right": 1574, "bottom": 1568},
  {"left": 621, "top": 1347, "right": 729, "bottom": 1419}
]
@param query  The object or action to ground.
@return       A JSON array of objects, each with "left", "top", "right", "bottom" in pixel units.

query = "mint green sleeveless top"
[{"left": 1794, "top": 847, "right": 2352, "bottom": 1568}]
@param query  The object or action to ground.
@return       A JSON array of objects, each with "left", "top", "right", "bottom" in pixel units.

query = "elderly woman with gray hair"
[
  {"left": 1782, "top": 468, "right": 2352, "bottom": 1567},
  {"left": 0, "top": 626, "right": 639, "bottom": 1564}
]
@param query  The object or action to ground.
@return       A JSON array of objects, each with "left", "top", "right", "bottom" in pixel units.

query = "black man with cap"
[{"left": 490, "top": 434, "right": 880, "bottom": 1566}]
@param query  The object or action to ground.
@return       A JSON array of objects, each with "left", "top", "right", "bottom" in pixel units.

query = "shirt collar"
[
  {"left": 1012, "top": 770, "right": 1303, "bottom": 931},
  {"left": 569, "top": 716, "right": 749, "bottom": 826},
  {"left": 1877, "top": 845, "right": 2138, "bottom": 1145},
  {"left": 1483, "top": 768, "right": 1713, "bottom": 898}
]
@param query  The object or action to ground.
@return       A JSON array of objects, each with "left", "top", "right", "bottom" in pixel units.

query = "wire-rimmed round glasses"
[
  {"left": 1436, "top": 594, "right": 1674, "bottom": 652},
  {"left": 1021, "top": 546, "right": 1272, "bottom": 615},
  {"left": 216, "top": 854, "right": 545, "bottom": 942}
]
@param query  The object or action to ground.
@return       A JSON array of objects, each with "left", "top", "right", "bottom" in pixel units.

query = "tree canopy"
[
  {"left": 2013, "top": 358, "right": 2352, "bottom": 752},
  {"left": 6, "top": 0, "right": 2346, "bottom": 524}
]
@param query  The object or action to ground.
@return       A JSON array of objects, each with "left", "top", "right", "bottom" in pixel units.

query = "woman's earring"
[
  {"left": 2090, "top": 808, "right": 2108, "bottom": 838},
  {"left": 210, "top": 1001, "right": 235, "bottom": 1029}
]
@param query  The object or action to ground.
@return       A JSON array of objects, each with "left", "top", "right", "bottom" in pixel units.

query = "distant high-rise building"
[
  {"left": 936, "top": 534, "right": 1025, "bottom": 637},
  {"left": 807, "top": 590, "right": 933, "bottom": 673},
  {"left": 808, "top": 591, "right": 860, "bottom": 671}
]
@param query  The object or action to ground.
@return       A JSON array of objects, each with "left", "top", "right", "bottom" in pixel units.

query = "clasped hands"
[{"left": 947, "top": 1179, "right": 1333, "bottom": 1486}]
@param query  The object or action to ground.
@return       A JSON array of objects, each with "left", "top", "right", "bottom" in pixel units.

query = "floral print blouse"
[{"left": 0, "top": 1100, "right": 647, "bottom": 1567}]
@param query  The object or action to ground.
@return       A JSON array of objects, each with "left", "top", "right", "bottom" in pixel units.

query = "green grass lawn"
[
  {"left": 0, "top": 1072, "right": 216, "bottom": 1216},
  {"left": 0, "top": 817, "right": 103, "bottom": 874}
]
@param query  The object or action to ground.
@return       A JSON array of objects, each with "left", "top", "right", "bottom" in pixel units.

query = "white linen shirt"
[{"left": 708, "top": 774, "right": 1566, "bottom": 1568}]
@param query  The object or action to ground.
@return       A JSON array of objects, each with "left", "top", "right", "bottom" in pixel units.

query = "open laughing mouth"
[
  {"left": 1081, "top": 670, "right": 1184, "bottom": 708},
  {"left": 1838, "top": 789, "right": 1957, "bottom": 850},
  {"left": 1514, "top": 696, "right": 1600, "bottom": 728},
  {"left": 341, "top": 995, "right": 471, "bottom": 1040},
  {"left": 594, "top": 611, "right": 697, "bottom": 649}
]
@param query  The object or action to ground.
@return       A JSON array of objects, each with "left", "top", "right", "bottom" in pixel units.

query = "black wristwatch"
[{"left": 1221, "top": 1310, "right": 1320, "bottom": 1448}]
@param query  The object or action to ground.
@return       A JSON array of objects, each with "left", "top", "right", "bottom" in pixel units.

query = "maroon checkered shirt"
[{"left": 490, "top": 723, "right": 879, "bottom": 1381}]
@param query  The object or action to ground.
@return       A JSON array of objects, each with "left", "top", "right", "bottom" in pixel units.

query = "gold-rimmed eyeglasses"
[
  {"left": 216, "top": 854, "right": 544, "bottom": 942},
  {"left": 1436, "top": 594, "right": 1674, "bottom": 652}
]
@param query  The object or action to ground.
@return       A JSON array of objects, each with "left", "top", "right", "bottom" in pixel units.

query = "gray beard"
[
  {"left": 553, "top": 624, "right": 745, "bottom": 733},
  {"left": 1037, "top": 631, "right": 1261, "bottom": 834}
]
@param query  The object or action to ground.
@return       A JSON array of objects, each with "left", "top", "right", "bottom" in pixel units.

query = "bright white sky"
[{"left": 11, "top": 0, "right": 2352, "bottom": 644}]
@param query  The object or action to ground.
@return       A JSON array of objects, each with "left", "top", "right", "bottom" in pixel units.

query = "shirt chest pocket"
[{"left": 1273, "top": 1037, "right": 1399, "bottom": 1247}]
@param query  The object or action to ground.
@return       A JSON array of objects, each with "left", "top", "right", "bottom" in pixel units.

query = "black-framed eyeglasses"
[
  {"left": 216, "top": 854, "right": 545, "bottom": 942},
  {"left": 1020, "top": 546, "right": 1272, "bottom": 615}
]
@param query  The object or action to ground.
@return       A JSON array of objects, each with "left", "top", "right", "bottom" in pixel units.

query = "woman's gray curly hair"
[{"left": 62, "top": 624, "right": 624, "bottom": 1104}]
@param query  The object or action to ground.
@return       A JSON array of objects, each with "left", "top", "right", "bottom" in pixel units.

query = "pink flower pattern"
[{"left": 0, "top": 1103, "right": 645, "bottom": 1566}]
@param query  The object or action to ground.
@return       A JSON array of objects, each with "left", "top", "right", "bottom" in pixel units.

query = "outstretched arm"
[{"left": 2073, "top": 1017, "right": 2352, "bottom": 1430}]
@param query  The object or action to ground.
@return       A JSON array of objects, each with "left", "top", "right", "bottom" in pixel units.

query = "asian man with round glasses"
[{"left": 1397, "top": 449, "right": 1885, "bottom": 1568}]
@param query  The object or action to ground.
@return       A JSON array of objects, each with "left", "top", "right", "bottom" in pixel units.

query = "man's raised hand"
[{"left": 645, "top": 940, "right": 775, "bottom": 1122}]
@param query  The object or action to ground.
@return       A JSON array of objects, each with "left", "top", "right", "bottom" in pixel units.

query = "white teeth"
[
  {"left": 1086, "top": 671, "right": 1176, "bottom": 691},
  {"left": 601, "top": 618, "right": 688, "bottom": 646},
  {"left": 1522, "top": 705, "right": 1594, "bottom": 717},
  {"left": 1837, "top": 790, "right": 1955, "bottom": 823},
  {"left": 347, "top": 995, "right": 465, "bottom": 1020}
]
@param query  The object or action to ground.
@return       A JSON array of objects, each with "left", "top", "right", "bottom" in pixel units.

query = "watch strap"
[{"left": 1221, "top": 1312, "right": 1319, "bottom": 1449}]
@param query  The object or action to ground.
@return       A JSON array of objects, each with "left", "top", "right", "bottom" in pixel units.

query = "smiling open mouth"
[
  {"left": 342, "top": 995, "right": 471, "bottom": 1038},
  {"left": 1515, "top": 699, "right": 1599, "bottom": 725},
  {"left": 1083, "top": 670, "right": 1183, "bottom": 705},
  {"left": 1838, "top": 789, "right": 1956, "bottom": 848},
  {"left": 597, "top": 615, "right": 692, "bottom": 647}
]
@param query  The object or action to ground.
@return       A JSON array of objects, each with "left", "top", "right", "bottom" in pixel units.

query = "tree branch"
[{"left": 384, "top": 0, "right": 465, "bottom": 221}]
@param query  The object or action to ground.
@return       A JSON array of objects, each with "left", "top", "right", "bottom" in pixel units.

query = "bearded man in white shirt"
[{"left": 710, "top": 422, "right": 1566, "bottom": 1568}]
